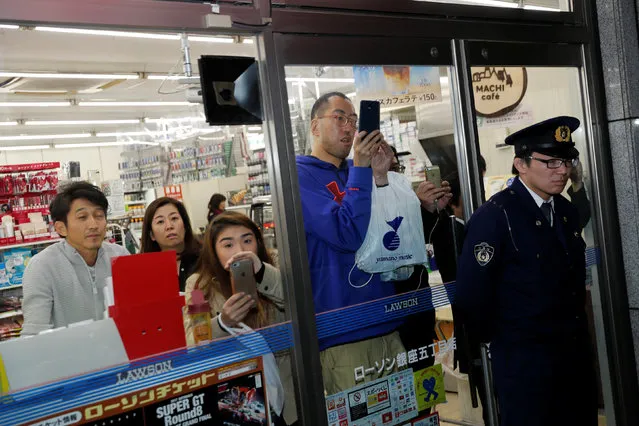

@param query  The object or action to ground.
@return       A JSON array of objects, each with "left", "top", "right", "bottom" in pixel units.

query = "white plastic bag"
[
  {"left": 218, "top": 319, "right": 285, "bottom": 422},
  {"left": 355, "top": 172, "right": 428, "bottom": 274}
]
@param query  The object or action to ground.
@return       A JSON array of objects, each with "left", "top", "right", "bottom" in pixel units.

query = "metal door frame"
[
  {"left": 265, "top": 10, "right": 638, "bottom": 423},
  {"left": 0, "top": 1, "right": 635, "bottom": 424},
  {"left": 452, "top": 37, "right": 639, "bottom": 426}
]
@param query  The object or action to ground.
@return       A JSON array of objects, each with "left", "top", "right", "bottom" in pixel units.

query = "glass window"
[
  {"left": 413, "top": 0, "right": 572, "bottom": 12},
  {"left": 285, "top": 64, "right": 469, "bottom": 425},
  {"left": 0, "top": 28, "right": 300, "bottom": 426},
  {"left": 470, "top": 65, "right": 608, "bottom": 425}
]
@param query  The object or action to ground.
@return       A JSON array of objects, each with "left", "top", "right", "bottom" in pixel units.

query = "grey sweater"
[{"left": 22, "top": 240, "right": 130, "bottom": 335}]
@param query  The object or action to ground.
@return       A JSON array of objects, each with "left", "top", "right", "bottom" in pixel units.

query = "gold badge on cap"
[{"left": 555, "top": 125, "right": 571, "bottom": 142}]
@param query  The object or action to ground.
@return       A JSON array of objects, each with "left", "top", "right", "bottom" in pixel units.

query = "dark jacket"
[
  {"left": 455, "top": 177, "right": 597, "bottom": 426},
  {"left": 179, "top": 252, "right": 199, "bottom": 292}
]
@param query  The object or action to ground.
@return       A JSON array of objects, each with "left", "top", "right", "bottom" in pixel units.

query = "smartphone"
[
  {"left": 230, "top": 259, "right": 258, "bottom": 302},
  {"left": 425, "top": 165, "right": 441, "bottom": 188},
  {"left": 358, "top": 100, "right": 380, "bottom": 134}
]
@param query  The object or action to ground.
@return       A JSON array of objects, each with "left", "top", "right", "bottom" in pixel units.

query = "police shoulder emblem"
[
  {"left": 474, "top": 242, "right": 495, "bottom": 266},
  {"left": 555, "top": 125, "right": 571, "bottom": 142}
]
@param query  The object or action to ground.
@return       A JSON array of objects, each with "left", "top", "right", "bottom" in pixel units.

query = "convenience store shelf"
[
  {"left": 0, "top": 284, "right": 22, "bottom": 291},
  {"left": 0, "top": 309, "right": 22, "bottom": 319},
  {"left": 124, "top": 201, "right": 146, "bottom": 205},
  {"left": 0, "top": 238, "right": 61, "bottom": 251}
]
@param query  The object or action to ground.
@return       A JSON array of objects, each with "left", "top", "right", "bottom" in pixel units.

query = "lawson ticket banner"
[
  {"left": 325, "top": 369, "right": 418, "bottom": 426},
  {"left": 27, "top": 358, "right": 268, "bottom": 426}
]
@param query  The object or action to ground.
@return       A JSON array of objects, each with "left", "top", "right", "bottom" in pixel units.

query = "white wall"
[
  {"left": 0, "top": 146, "right": 124, "bottom": 182},
  {"left": 477, "top": 67, "right": 584, "bottom": 177},
  {"left": 181, "top": 174, "right": 249, "bottom": 231}
]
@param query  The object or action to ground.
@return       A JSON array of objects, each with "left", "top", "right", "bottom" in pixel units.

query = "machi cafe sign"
[{"left": 471, "top": 66, "right": 528, "bottom": 117}]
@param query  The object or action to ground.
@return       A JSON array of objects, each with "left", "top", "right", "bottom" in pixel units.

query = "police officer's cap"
[{"left": 505, "top": 116, "right": 580, "bottom": 158}]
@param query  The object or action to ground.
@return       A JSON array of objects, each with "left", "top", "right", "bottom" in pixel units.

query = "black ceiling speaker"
[{"left": 198, "top": 56, "right": 263, "bottom": 125}]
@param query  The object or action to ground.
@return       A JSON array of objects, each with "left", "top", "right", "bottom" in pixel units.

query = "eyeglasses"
[
  {"left": 390, "top": 164, "right": 406, "bottom": 173},
  {"left": 317, "top": 113, "right": 358, "bottom": 129},
  {"left": 528, "top": 156, "right": 579, "bottom": 169}
]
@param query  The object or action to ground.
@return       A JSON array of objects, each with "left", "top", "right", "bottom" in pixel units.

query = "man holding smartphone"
[{"left": 296, "top": 92, "right": 403, "bottom": 394}]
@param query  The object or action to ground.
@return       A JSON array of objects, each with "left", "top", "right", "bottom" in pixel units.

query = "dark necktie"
[{"left": 540, "top": 202, "right": 553, "bottom": 227}]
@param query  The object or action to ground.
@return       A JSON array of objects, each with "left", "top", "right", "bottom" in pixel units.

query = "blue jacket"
[{"left": 296, "top": 155, "right": 399, "bottom": 350}]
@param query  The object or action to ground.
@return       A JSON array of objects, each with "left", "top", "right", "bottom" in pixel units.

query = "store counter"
[{"left": 0, "top": 318, "right": 128, "bottom": 392}]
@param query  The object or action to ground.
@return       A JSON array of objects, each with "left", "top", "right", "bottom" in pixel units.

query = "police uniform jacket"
[{"left": 456, "top": 176, "right": 588, "bottom": 347}]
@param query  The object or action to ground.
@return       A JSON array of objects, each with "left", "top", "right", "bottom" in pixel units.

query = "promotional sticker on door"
[{"left": 325, "top": 369, "right": 418, "bottom": 426}]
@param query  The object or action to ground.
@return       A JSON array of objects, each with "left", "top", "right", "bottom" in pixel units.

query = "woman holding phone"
[{"left": 184, "top": 211, "right": 295, "bottom": 426}]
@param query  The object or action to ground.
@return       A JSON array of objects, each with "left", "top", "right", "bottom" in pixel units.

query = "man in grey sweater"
[{"left": 22, "top": 182, "right": 130, "bottom": 336}]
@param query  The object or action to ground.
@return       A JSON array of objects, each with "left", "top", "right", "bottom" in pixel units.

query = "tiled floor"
[{"left": 435, "top": 392, "right": 607, "bottom": 426}]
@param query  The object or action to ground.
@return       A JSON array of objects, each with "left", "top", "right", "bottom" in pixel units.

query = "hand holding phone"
[
  {"left": 353, "top": 100, "right": 383, "bottom": 168},
  {"left": 231, "top": 258, "right": 259, "bottom": 302},
  {"left": 221, "top": 292, "right": 256, "bottom": 327},
  {"left": 358, "top": 100, "right": 381, "bottom": 134},
  {"left": 425, "top": 166, "right": 441, "bottom": 188}
]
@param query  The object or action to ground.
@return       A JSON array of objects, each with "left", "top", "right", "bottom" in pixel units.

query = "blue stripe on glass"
[{"left": 1, "top": 245, "right": 600, "bottom": 424}]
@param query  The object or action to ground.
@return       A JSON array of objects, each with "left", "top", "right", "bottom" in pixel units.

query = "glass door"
[
  {"left": 454, "top": 40, "right": 613, "bottom": 425},
  {"left": 267, "top": 33, "right": 486, "bottom": 426}
]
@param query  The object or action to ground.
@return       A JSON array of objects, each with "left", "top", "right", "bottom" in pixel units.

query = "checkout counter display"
[
  {"left": 28, "top": 358, "right": 268, "bottom": 426},
  {"left": 0, "top": 251, "right": 279, "bottom": 426}
]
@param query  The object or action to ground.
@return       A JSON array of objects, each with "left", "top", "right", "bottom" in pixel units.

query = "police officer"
[{"left": 456, "top": 116, "right": 598, "bottom": 426}]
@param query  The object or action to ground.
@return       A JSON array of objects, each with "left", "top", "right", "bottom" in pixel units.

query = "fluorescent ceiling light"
[
  {"left": 0, "top": 24, "right": 19, "bottom": 30},
  {"left": 10, "top": 90, "right": 68, "bottom": 95},
  {"left": 198, "top": 135, "right": 227, "bottom": 141},
  {"left": 188, "top": 36, "right": 234, "bottom": 44},
  {"left": 346, "top": 92, "right": 357, "bottom": 97},
  {"left": 79, "top": 101, "right": 195, "bottom": 107},
  {"left": 147, "top": 75, "right": 191, "bottom": 81},
  {"left": 144, "top": 117, "right": 206, "bottom": 123},
  {"left": 0, "top": 121, "right": 18, "bottom": 126},
  {"left": 55, "top": 141, "right": 159, "bottom": 149},
  {"left": 34, "top": 26, "right": 179, "bottom": 40},
  {"left": 0, "top": 102, "right": 71, "bottom": 107},
  {"left": 0, "top": 71, "right": 139, "bottom": 80},
  {"left": 452, "top": 0, "right": 518, "bottom": 7},
  {"left": 285, "top": 77, "right": 355, "bottom": 83},
  {"left": 95, "top": 131, "right": 162, "bottom": 137},
  {"left": 34, "top": 27, "right": 241, "bottom": 43},
  {"left": 247, "top": 126, "right": 262, "bottom": 131},
  {"left": 523, "top": 5, "right": 561, "bottom": 11},
  {"left": 0, "top": 133, "right": 91, "bottom": 142},
  {"left": 25, "top": 119, "right": 141, "bottom": 126},
  {"left": 0, "top": 145, "right": 50, "bottom": 151},
  {"left": 243, "top": 39, "right": 254, "bottom": 45}
]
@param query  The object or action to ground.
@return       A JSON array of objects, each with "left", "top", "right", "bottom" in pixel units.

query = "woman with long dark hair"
[
  {"left": 184, "top": 211, "right": 295, "bottom": 425},
  {"left": 206, "top": 193, "right": 226, "bottom": 223},
  {"left": 140, "top": 197, "right": 201, "bottom": 292}
]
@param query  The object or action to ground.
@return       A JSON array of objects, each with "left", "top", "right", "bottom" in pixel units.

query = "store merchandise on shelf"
[
  {"left": 0, "top": 163, "right": 61, "bottom": 248},
  {"left": 119, "top": 147, "right": 168, "bottom": 192},
  {"left": 380, "top": 115, "right": 418, "bottom": 153},
  {"left": 247, "top": 151, "right": 270, "bottom": 197},
  {"left": 0, "top": 294, "right": 22, "bottom": 340}
]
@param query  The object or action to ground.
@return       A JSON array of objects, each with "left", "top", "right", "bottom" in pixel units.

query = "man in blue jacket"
[
  {"left": 456, "top": 116, "right": 597, "bottom": 425},
  {"left": 296, "top": 92, "right": 404, "bottom": 394}
]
